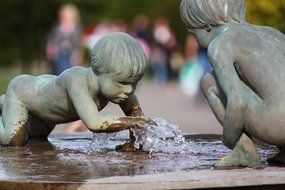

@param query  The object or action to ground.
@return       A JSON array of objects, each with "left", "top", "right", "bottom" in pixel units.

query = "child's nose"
[{"left": 125, "top": 85, "right": 135, "bottom": 95}]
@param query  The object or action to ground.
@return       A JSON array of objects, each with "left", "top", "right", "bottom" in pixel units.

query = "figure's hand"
[
  {"left": 128, "top": 117, "right": 157, "bottom": 129},
  {"left": 115, "top": 117, "right": 157, "bottom": 152},
  {"left": 98, "top": 117, "right": 157, "bottom": 133}
]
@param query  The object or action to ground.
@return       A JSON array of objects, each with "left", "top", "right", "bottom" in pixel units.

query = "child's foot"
[
  {"left": 267, "top": 148, "right": 285, "bottom": 165},
  {"left": 214, "top": 134, "right": 261, "bottom": 168},
  {"left": 214, "top": 151, "right": 261, "bottom": 168}
]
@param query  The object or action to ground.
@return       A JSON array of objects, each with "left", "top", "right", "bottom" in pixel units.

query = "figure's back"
[
  {"left": 16, "top": 67, "right": 91, "bottom": 123},
  {"left": 242, "top": 25, "right": 285, "bottom": 69},
  {"left": 248, "top": 25, "right": 285, "bottom": 96},
  {"left": 209, "top": 24, "right": 285, "bottom": 101}
]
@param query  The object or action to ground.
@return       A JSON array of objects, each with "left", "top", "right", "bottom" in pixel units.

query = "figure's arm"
[
  {"left": 208, "top": 47, "right": 246, "bottom": 149},
  {"left": 68, "top": 81, "right": 153, "bottom": 133},
  {"left": 119, "top": 93, "right": 156, "bottom": 125},
  {"left": 67, "top": 80, "right": 123, "bottom": 133}
]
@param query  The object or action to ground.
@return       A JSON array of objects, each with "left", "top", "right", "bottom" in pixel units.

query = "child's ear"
[{"left": 203, "top": 24, "right": 212, "bottom": 32}]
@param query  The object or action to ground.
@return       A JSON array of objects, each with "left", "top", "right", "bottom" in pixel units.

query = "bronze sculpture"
[
  {"left": 0, "top": 32, "right": 153, "bottom": 148},
  {"left": 180, "top": 0, "right": 285, "bottom": 167}
]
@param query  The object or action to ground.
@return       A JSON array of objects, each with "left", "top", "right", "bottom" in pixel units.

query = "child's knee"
[{"left": 201, "top": 73, "right": 217, "bottom": 96}]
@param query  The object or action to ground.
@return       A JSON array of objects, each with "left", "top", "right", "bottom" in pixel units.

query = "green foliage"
[
  {"left": 246, "top": 0, "right": 285, "bottom": 32},
  {"left": 0, "top": 0, "right": 59, "bottom": 65}
]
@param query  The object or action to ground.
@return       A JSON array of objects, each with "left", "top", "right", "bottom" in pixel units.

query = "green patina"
[
  {"left": 0, "top": 32, "right": 152, "bottom": 149},
  {"left": 181, "top": 0, "right": 285, "bottom": 167}
]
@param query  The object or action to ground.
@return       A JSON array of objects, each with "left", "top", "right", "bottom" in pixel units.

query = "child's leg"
[
  {"left": 201, "top": 72, "right": 261, "bottom": 167},
  {"left": 248, "top": 104, "right": 285, "bottom": 164},
  {"left": 27, "top": 113, "right": 56, "bottom": 139},
  {"left": 1, "top": 95, "right": 28, "bottom": 146}
]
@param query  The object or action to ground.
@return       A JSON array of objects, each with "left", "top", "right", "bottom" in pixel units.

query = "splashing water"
[
  {"left": 89, "top": 118, "right": 185, "bottom": 154},
  {"left": 89, "top": 133, "right": 116, "bottom": 152},
  {"left": 131, "top": 118, "right": 185, "bottom": 155}
]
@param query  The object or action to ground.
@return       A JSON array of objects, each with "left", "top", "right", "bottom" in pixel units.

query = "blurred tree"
[
  {"left": 0, "top": 0, "right": 285, "bottom": 68},
  {"left": 246, "top": 0, "right": 285, "bottom": 32},
  {"left": 0, "top": 0, "right": 59, "bottom": 68}
]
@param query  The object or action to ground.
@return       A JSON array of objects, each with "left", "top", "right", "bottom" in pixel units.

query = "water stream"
[{"left": 89, "top": 118, "right": 186, "bottom": 155}]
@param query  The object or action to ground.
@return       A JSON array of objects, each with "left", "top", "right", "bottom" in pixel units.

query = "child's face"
[{"left": 98, "top": 73, "right": 140, "bottom": 104}]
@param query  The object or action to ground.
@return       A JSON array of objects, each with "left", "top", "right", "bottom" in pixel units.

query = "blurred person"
[
  {"left": 83, "top": 20, "right": 128, "bottom": 51},
  {"left": 83, "top": 20, "right": 112, "bottom": 51},
  {"left": 151, "top": 18, "right": 176, "bottom": 84},
  {"left": 132, "top": 14, "right": 151, "bottom": 44},
  {"left": 111, "top": 20, "right": 128, "bottom": 33},
  {"left": 179, "top": 34, "right": 203, "bottom": 97},
  {"left": 46, "top": 4, "right": 83, "bottom": 75},
  {"left": 131, "top": 14, "right": 151, "bottom": 61},
  {"left": 179, "top": 34, "right": 213, "bottom": 98},
  {"left": 170, "top": 47, "right": 185, "bottom": 80}
]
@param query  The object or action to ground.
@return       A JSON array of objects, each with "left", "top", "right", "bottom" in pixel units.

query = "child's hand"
[
  {"left": 128, "top": 117, "right": 157, "bottom": 128},
  {"left": 115, "top": 117, "right": 157, "bottom": 152},
  {"left": 101, "top": 117, "right": 157, "bottom": 133}
]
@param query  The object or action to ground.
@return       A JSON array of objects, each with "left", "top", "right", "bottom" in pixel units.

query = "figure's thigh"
[
  {"left": 245, "top": 101, "right": 285, "bottom": 146},
  {"left": 27, "top": 113, "right": 55, "bottom": 138},
  {"left": 2, "top": 96, "right": 28, "bottom": 146},
  {"left": 240, "top": 82, "right": 285, "bottom": 145}
]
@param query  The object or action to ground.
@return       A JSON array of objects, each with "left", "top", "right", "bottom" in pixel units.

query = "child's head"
[
  {"left": 91, "top": 32, "right": 147, "bottom": 79},
  {"left": 180, "top": 0, "right": 246, "bottom": 30}
]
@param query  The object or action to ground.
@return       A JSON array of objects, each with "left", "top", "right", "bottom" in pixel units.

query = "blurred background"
[{"left": 0, "top": 0, "right": 285, "bottom": 134}]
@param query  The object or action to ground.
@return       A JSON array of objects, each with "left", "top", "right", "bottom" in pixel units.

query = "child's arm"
[
  {"left": 208, "top": 45, "right": 246, "bottom": 149},
  {"left": 119, "top": 93, "right": 156, "bottom": 125},
  {"left": 67, "top": 81, "right": 118, "bottom": 132},
  {"left": 68, "top": 81, "right": 154, "bottom": 133}
]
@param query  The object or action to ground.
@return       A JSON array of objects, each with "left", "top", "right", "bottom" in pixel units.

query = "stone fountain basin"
[{"left": 0, "top": 133, "right": 284, "bottom": 190}]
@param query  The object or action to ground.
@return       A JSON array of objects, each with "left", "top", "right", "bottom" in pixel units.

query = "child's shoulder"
[
  {"left": 58, "top": 66, "right": 96, "bottom": 85},
  {"left": 256, "top": 25, "right": 285, "bottom": 42},
  {"left": 64, "top": 66, "right": 89, "bottom": 74},
  {"left": 60, "top": 66, "right": 92, "bottom": 79},
  {"left": 208, "top": 25, "right": 260, "bottom": 58}
]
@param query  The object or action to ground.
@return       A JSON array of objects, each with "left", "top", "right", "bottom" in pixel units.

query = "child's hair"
[
  {"left": 91, "top": 32, "right": 146, "bottom": 78},
  {"left": 180, "top": 0, "right": 246, "bottom": 30}
]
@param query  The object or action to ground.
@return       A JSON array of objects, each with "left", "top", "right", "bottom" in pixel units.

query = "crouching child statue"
[{"left": 180, "top": 0, "right": 285, "bottom": 167}]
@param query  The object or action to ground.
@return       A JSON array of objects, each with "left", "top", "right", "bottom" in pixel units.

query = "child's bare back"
[
  {"left": 211, "top": 25, "right": 285, "bottom": 100},
  {"left": 7, "top": 67, "right": 96, "bottom": 123}
]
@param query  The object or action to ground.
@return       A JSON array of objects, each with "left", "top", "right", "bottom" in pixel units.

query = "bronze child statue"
[
  {"left": 0, "top": 32, "right": 153, "bottom": 149},
  {"left": 181, "top": 0, "right": 285, "bottom": 167}
]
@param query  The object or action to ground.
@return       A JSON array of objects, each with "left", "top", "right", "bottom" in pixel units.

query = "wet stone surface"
[{"left": 0, "top": 133, "right": 278, "bottom": 183}]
